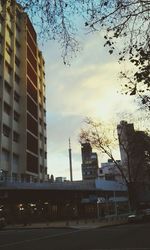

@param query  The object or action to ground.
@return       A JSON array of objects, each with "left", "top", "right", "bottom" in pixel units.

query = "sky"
[{"left": 41, "top": 32, "right": 140, "bottom": 181}]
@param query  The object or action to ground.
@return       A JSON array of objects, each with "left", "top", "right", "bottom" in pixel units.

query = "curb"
[{"left": 3, "top": 220, "right": 128, "bottom": 231}]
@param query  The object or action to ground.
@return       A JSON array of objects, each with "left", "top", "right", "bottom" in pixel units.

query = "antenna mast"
[{"left": 68, "top": 138, "right": 73, "bottom": 181}]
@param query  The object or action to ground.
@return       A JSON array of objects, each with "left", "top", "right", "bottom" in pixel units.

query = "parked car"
[
  {"left": 128, "top": 211, "right": 144, "bottom": 223},
  {"left": 0, "top": 217, "right": 6, "bottom": 229}
]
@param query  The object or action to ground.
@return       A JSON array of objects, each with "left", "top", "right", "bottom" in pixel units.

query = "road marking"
[{"left": 0, "top": 229, "right": 79, "bottom": 248}]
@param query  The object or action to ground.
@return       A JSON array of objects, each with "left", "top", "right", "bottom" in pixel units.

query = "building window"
[
  {"left": 2, "top": 148, "right": 9, "bottom": 162},
  {"left": 44, "top": 137, "right": 47, "bottom": 144},
  {"left": 7, "top": 25, "right": 13, "bottom": 38},
  {"left": 4, "top": 81, "right": 11, "bottom": 94},
  {"left": 13, "top": 131, "right": 19, "bottom": 142},
  {"left": 15, "top": 56, "right": 20, "bottom": 67},
  {"left": 40, "top": 149, "right": 43, "bottom": 156},
  {"left": 6, "top": 43, "right": 12, "bottom": 55},
  {"left": 15, "top": 73, "right": 20, "bottom": 84},
  {"left": 14, "top": 111, "right": 20, "bottom": 122},
  {"left": 3, "top": 124, "right": 10, "bottom": 137},
  {"left": 15, "top": 39, "right": 20, "bottom": 49},
  {"left": 5, "top": 61, "right": 12, "bottom": 75},
  {"left": 4, "top": 102, "right": 11, "bottom": 115},
  {"left": 40, "top": 165, "right": 44, "bottom": 173},
  {"left": 14, "top": 91, "right": 20, "bottom": 103},
  {"left": 39, "top": 118, "right": 42, "bottom": 126},
  {"left": 44, "top": 152, "right": 47, "bottom": 159},
  {"left": 40, "top": 133, "right": 43, "bottom": 140}
]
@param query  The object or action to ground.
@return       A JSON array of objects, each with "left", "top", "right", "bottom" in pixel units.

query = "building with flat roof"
[
  {"left": 0, "top": 0, "right": 47, "bottom": 182},
  {"left": 99, "top": 159, "right": 122, "bottom": 181},
  {"left": 81, "top": 142, "right": 99, "bottom": 180}
]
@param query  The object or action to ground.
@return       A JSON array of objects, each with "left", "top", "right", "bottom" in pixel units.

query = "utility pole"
[{"left": 68, "top": 138, "right": 73, "bottom": 182}]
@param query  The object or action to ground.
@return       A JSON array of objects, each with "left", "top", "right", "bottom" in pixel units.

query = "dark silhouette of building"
[
  {"left": 81, "top": 142, "right": 99, "bottom": 180},
  {"left": 117, "top": 121, "right": 150, "bottom": 182}
]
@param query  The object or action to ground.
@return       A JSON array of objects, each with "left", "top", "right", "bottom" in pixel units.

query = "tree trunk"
[{"left": 127, "top": 182, "right": 139, "bottom": 211}]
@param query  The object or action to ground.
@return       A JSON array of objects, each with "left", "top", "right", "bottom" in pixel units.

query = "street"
[{"left": 0, "top": 223, "right": 150, "bottom": 250}]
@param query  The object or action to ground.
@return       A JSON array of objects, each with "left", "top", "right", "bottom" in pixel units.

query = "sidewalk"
[{"left": 4, "top": 217, "right": 128, "bottom": 230}]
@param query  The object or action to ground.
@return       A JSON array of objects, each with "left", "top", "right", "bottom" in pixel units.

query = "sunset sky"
[{"left": 41, "top": 32, "right": 139, "bottom": 181}]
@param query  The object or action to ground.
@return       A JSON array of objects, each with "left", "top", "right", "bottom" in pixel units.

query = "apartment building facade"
[
  {"left": 81, "top": 142, "right": 99, "bottom": 180},
  {"left": 0, "top": 0, "right": 47, "bottom": 182},
  {"left": 117, "top": 121, "right": 150, "bottom": 182}
]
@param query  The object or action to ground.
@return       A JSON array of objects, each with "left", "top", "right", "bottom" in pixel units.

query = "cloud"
[{"left": 42, "top": 31, "right": 137, "bottom": 180}]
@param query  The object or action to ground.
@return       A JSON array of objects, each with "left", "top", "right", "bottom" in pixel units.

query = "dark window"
[
  {"left": 40, "top": 165, "right": 44, "bottom": 173},
  {"left": 13, "top": 131, "right": 19, "bottom": 142},
  {"left": 15, "top": 39, "right": 20, "bottom": 48},
  {"left": 39, "top": 118, "right": 42, "bottom": 125},
  {"left": 39, "top": 104, "right": 42, "bottom": 111},
  {"left": 3, "top": 124, "right": 10, "bottom": 137},
  {"left": 15, "top": 56, "right": 20, "bottom": 67},
  {"left": 27, "top": 45, "right": 37, "bottom": 68},
  {"left": 27, "top": 95, "right": 38, "bottom": 119},
  {"left": 7, "top": 25, "right": 13, "bottom": 38},
  {"left": 40, "top": 149, "right": 43, "bottom": 156},
  {"left": 5, "top": 61, "right": 12, "bottom": 75},
  {"left": 27, "top": 62, "right": 37, "bottom": 87},
  {"left": 14, "top": 111, "right": 20, "bottom": 122},
  {"left": 27, "top": 132, "right": 38, "bottom": 154},
  {"left": 4, "top": 102, "right": 11, "bottom": 115},
  {"left": 27, "top": 77, "right": 37, "bottom": 102},
  {"left": 15, "top": 73, "right": 20, "bottom": 84},
  {"left": 27, "top": 113, "right": 38, "bottom": 136},
  {"left": 27, "top": 152, "right": 38, "bottom": 173},
  {"left": 14, "top": 91, "right": 20, "bottom": 103},
  {"left": 4, "top": 81, "right": 11, "bottom": 94},
  {"left": 6, "top": 43, "right": 12, "bottom": 55}
]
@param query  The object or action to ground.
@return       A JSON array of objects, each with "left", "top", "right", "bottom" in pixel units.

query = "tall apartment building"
[
  {"left": 0, "top": 0, "right": 47, "bottom": 182},
  {"left": 81, "top": 142, "right": 99, "bottom": 180},
  {"left": 117, "top": 121, "right": 150, "bottom": 182}
]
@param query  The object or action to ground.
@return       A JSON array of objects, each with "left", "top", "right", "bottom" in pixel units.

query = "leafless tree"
[{"left": 79, "top": 117, "right": 150, "bottom": 209}]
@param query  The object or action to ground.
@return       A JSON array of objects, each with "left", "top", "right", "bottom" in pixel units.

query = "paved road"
[{"left": 0, "top": 223, "right": 150, "bottom": 250}]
